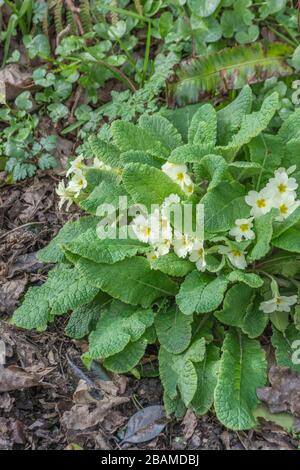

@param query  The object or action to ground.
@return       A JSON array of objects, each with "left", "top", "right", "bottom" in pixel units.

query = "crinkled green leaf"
[
  {"left": 227, "top": 271, "right": 263, "bottom": 288},
  {"left": 88, "top": 136, "right": 121, "bottom": 168},
  {"left": 138, "top": 114, "right": 183, "bottom": 151},
  {"left": 248, "top": 211, "right": 275, "bottom": 262},
  {"left": 188, "top": 104, "right": 217, "bottom": 146},
  {"left": 104, "top": 338, "right": 148, "bottom": 373},
  {"left": 37, "top": 216, "right": 98, "bottom": 263},
  {"left": 272, "top": 228, "right": 300, "bottom": 254},
  {"left": 202, "top": 181, "right": 249, "bottom": 234},
  {"left": 214, "top": 329, "right": 267, "bottom": 430},
  {"left": 272, "top": 325, "right": 300, "bottom": 374},
  {"left": 111, "top": 120, "right": 169, "bottom": 158},
  {"left": 192, "top": 344, "right": 220, "bottom": 416},
  {"left": 151, "top": 252, "right": 194, "bottom": 277},
  {"left": 87, "top": 300, "right": 153, "bottom": 359},
  {"left": 176, "top": 271, "right": 228, "bottom": 315},
  {"left": 77, "top": 256, "right": 178, "bottom": 307},
  {"left": 122, "top": 163, "right": 185, "bottom": 208},
  {"left": 155, "top": 306, "right": 193, "bottom": 354}
]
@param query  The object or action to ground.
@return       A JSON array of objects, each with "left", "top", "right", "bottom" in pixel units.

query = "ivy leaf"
[
  {"left": 87, "top": 300, "right": 153, "bottom": 359},
  {"left": 37, "top": 216, "right": 99, "bottom": 263},
  {"left": 271, "top": 325, "right": 300, "bottom": 374},
  {"left": 155, "top": 306, "right": 193, "bottom": 354},
  {"left": 202, "top": 181, "right": 249, "bottom": 233},
  {"left": 122, "top": 163, "right": 185, "bottom": 208},
  {"left": 15, "top": 91, "right": 33, "bottom": 111},
  {"left": 188, "top": 0, "right": 221, "bottom": 17},
  {"left": 77, "top": 256, "right": 178, "bottom": 307},
  {"left": 214, "top": 329, "right": 267, "bottom": 430},
  {"left": 176, "top": 271, "right": 228, "bottom": 316},
  {"left": 191, "top": 344, "right": 220, "bottom": 416}
]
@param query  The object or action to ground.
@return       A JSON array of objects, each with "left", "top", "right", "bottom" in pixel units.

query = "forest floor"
[{"left": 0, "top": 174, "right": 298, "bottom": 450}]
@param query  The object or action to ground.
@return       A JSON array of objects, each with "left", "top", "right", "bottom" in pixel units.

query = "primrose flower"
[
  {"left": 266, "top": 167, "right": 298, "bottom": 202},
  {"left": 66, "top": 154, "right": 85, "bottom": 177},
  {"left": 131, "top": 214, "right": 155, "bottom": 244},
  {"left": 56, "top": 180, "right": 74, "bottom": 211},
  {"left": 245, "top": 189, "right": 272, "bottom": 218},
  {"left": 93, "top": 157, "right": 112, "bottom": 171},
  {"left": 229, "top": 218, "right": 255, "bottom": 242},
  {"left": 173, "top": 231, "right": 194, "bottom": 258},
  {"left": 189, "top": 240, "right": 206, "bottom": 272},
  {"left": 273, "top": 193, "right": 300, "bottom": 221},
  {"left": 155, "top": 239, "right": 172, "bottom": 256},
  {"left": 219, "top": 246, "right": 247, "bottom": 270},
  {"left": 147, "top": 250, "right": 160, "bottom": 263},
  {"left": 162, "top": 162, "right": 194, "bottom": 195},
  {"left": 68, "top": 171, "right": 88, "bottom": 197},
  {"left": 259, "top": 295, "right": 298, "bottom": 313}
]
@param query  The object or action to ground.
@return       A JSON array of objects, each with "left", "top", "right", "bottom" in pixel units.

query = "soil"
[{"left": 0, "top": 173, "right": 299, "bottom": 450}]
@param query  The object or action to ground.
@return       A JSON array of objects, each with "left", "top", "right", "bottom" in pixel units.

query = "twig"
[
  {"left": 0, "top": 222, "right": 45, "bottom": 241},
  {"left": 64, "top": 0, "right": 84, "bottom": 35},
  {"left": 56, "top": 24, "right": 71, "bottom": 47}
]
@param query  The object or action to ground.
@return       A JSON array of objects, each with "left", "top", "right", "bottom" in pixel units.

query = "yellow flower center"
[
  {"left": 198, "top": 248, "right": 203, "bottom": 256},
  {"left": 278, "top": 183, "right": 287, "bottom": 193},
  {"left": 176, "top": 172, "right": 185, "bottom": 182},
  {"left": 232, "top": 250, "right": 241, "bottom": 258},
  {"left": 186, "top": 184, "right": 193, "bottom": 193},
  {"left": 142, "top": 226, "right": 151, "bottom": 237},
  {"left": 240, "top": 223, "right": 250, "bottom": 232},
  {"left": 279, "top": 204, "right": 288, "bottom": 215},
  {"left": 256, "top": 199, "right": 266, "bottom": 209},
  {"left": 276, "top": 297, "right": 282, "bottom": 304}
]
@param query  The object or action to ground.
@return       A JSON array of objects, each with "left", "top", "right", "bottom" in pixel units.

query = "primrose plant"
[{"left": 13, "top": 86, "right": 300, "bottom": 431}]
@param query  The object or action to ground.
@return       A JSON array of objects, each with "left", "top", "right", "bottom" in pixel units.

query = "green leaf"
[
  {"left": 214, "top": 329, "right": 267, "bottom": 430},
  {"left": 37, "top": 216, "right": 99, "bottom": 263},
  {"left": 217, "top": 86, "right": 253, "bottom": 146},
  {"left": 15, "top": 91, "right": 33, "bottom": 111},
  {"left": 12, "top": 286, "right": 51, "bottom": 331},
  {"left": 176, "top": 271, "right": 228, "bottom": 316},
  {"left": 104, "top": 338, "right": 148, "bottom": 373},
  {"left": 272, "top": 228, "right": 300, "bottom": 254},
  {"left": 292, "top": 45, "right": 300, "bottom": 71},
  {"left": 272, "top": 206, "right": 300, "bottom": 239},
  {"left": 159, "top": 338, "right": 206, "bottom": 406},
  {"left": 191, "top": 344, "right": 220, "bottom": 416},
  {"left": 65, "top": 293, "right": 110, "bottom": 339},
  {"left": 77, "top": 256, "right": 178, "bottom": 307},
  {"left": 155, "top": 306, "right": 193, "bottom": 354},
  {"left": 169, "top": 143, "right": 213, "bottom": 164},
  {"left": 87, "top": 300, "right": 153, "bottom": 359},
  {"left": 122, "top": 163, "right": 185, "bottom": 208},
  {"left": 215, "top": 284, "right": 268, "bottom": 338},
  {"left": 188, "top": 0, "right": 221, "bottom": 17},
  {"left": 166, "top": 44, "right": 292, "bottom": 106},
  {"left": 111, "top": 121, "right": 169, "bottom": 158},
  {"left": 227, "top": 271, "right": 263, "bottom": 288},
  {"left": 193, "top": 154, "right": 228, "bottom": 190},
  {"left": 248, "top": 134, "right": 283, "bottom": 176},
  {"left": 248, "top": 211, "right": 275, "bottom": 262},
  {"left": 64, "top": 228, "right": 150, "bottom": 264},
  {"left": 272, "top": 325, "right": 300, "bottom": 374},
  {"left": 120, "top": 151, "right": 162, "bottom": 169},
  {"left": 79, "top": 179, "right": 125, "bottom": 215},
  {"left": 278, "top": 108, "right": 300, "bottom": 143},
  {"left": 202, "top": 181, "right": 249, "bottom": 234},
  {"left": 151, "top": 252, "right": 194, "bottom": 277},
  {"left": 88, "top": 136, "right": 121, "bottom": 168},
  {"left": 138, "top": 114, "right": 183, "bottom": 151},
  {"left": 218, "top": 93, "right": 279, "bottom": 160},
  {"left": 188, "top": 104, "right": 217, "bottom": 146}
]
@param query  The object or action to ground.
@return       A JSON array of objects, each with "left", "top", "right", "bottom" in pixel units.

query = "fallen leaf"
[
  {"left": 182, "top": 409, "right": 198, "bottom": 440},
  {"left": 0, "top": 64, "right": 33, "bottom": 101},
  {"left": 257, "top": 366, "right": 300, "bottom": 418},
  {"left": 122, "top": 405, "right": 167, "bottom": 445},
  {"left": 0, "top": 365, "right": 51, "bottom": 392},
  {"left": 0, "top": 279, "right": 27, "bottom": 314}
]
